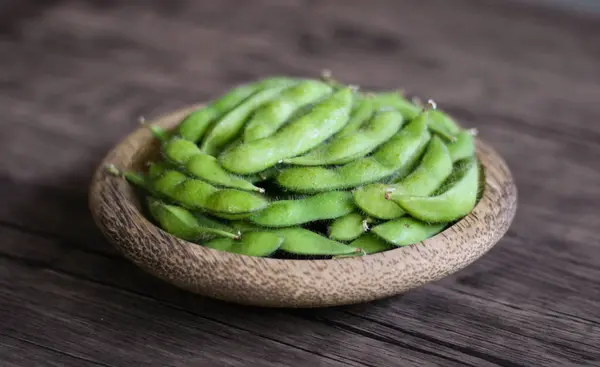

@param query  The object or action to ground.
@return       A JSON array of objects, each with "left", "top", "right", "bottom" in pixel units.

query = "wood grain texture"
[
  {"left": 1, "top": 0, "right": 600, "bottom": 365},
  {"left": 88, "top": 104, "right": 517, "bottom": 308}
]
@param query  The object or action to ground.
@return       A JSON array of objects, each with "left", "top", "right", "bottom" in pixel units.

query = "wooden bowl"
[{"left": 89, "top": 104, "right": 517, "bottom": 308}]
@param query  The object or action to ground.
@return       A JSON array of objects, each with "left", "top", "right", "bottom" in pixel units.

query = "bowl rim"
[{"left": 88, "top": 103, "right": 518, "bottom": 307}]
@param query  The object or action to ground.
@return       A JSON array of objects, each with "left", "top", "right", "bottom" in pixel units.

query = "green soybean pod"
[
  {"left": 447, "top": 129, "right": 476, "bottom": 162},
  {"left": 349, "top": 233, "right": 394, "bottom": 255},
  {"left": 243, "top": 80, "right": 333, "bottom": 142},
  {"left": 162, "top": 137, "right": 263, "bottom": 192},
  {"left": 428, "top": 108, "right": 462, "bottom": 141},
  {"left": 370, "top": 91, "right": 422, "bottom": 120},
  {"left": 200, "top": 80, "right": 298, "bottom": 156},
  {"left": 333, "top": 96, "right": 375, "bottom": 138},
  {"left": 387, "top": 157, "right": 480, "bottom": 223},
  {"left": 353, "top": 135, "right": 454, "bottom": 219},
  {"left": 177, "top": 77, "right": 294, "bottom": 142},
  {"left": 328, "top": 212, "right": 372, "bottom": 241},
  {"left": 274, "top": 228, "right": 362, "bottom": 256},
  {"left": 203, "top": 231, "right": 284, "bottom": 257},
  {"left": 275, "top": 111, "right": 431, "bottom": 192},
  {"left": 283, "top": 109, "right": 404, "bottom": 166},
  {"left": 146, "top": 197, "right": 239, "bottom": 241},
  {"left": 371, "top": 217, "right": 446, "bottom": 246},
  {"left": 150, "top": 168, "right": 269, "bottom": 214},
  {"left": 249, "top": 191, "right": 355, "bottom": 227},
  {"left": 219, "top": 87, "right": 354, "bottom": 175}
]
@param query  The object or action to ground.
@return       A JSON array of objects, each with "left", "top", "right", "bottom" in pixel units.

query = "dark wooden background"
[{"left": 1, "top": 0, "right": 600, "bottom": 366}]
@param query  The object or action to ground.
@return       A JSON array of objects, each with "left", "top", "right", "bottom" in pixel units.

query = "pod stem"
[
  {"left": 139, "top": 116, "right": 169, "bottom": 142},
  {"left": 105, "top": 164, "right": 147, "bottom": 189},
  {"left": 105, "top": 163, "right": 122, "bottom": 177},
  {"left": 424, "top": 99, "right": 437, "bottom": 111},
  {"left": 209, "top": 229, "right": 241, "bottom": 240},
  {"left": 319, "top": 69, "right": 359, "bottom": 92}
]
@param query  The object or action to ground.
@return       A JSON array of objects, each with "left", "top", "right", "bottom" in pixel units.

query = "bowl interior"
[{"left": 89, "top": 104, "right": 517, "bottom": 308}]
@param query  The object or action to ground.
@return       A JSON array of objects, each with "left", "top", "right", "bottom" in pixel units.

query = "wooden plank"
[
  {"left": 1, "top": 219, "right": 599, "bottom": 365},
  {"left": 0, "top": 259, "right": 373, "bottom": 367},
  {"left": 0, "top": 228, "right": 490, "bottom": 367}
]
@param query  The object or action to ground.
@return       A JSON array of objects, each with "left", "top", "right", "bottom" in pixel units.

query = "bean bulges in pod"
[
  {"left": 219, "top": 87, "right": 355, "bottom": 175},
  {"left": 227, "top": 219, "right": 363, "bottom": 257},
  {"left": 275, "top": 110, "right": 431, "bottom": 193},
  {"left": 242, "top": 80, "right": 334, "bottom": 142},
  {"left": 177, "top": 77, "right": 296, "bottom": 143},
  {"left": 202, "top": 231, "right": 284, "bottom": 257},
  {"left": 371, "top": 217, "right": 447, "bottom": 247},
  {"left": 273, "top": 228, "right": 362, "bottom": 256},
  {"left": 200, "top": 79, "right": 299, "bottom": 156},
  {"left": 146, "top": 197, "right": 240, "bottom": 241},
  {"left": 283, "top": 109, "right": 404, "bottom": 166},
  {"left": 248, "top": 191, "right": 355, "bottom": 227},
  {"left": 373, "top": 96, "right": 461, "bottom": 142},
  {"left": 328, "top": 212, "right": 373, "bottom": 242},
  {"left": 369, "top": 91, "right": 422, "bottom": 120},
  {"left": 330, "top": 95, "right": 374, "bottom": 138},
  {"left": 349, "top": 233, "right": 394, "bottom": 255},
  {"left": 161, "top": 137, "right": 264, "bottom": 193},
  {"left": 386, "top": 156, "right": 480, "bottom": 223},
  {"left": 352, "top": 135, "right": 454, "bottom": 220},
  {"left": 149, "top": 166, "right": 269, "bottom": 215}
]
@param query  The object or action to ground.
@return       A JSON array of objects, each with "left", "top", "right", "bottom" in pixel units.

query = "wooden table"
[{"left": 2, "top": 1, "right": 599, "bottom": 366}]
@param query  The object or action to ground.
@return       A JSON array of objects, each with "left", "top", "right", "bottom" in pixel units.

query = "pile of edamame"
[{"left": 107, "top": 72, "right": 482, "bottom": 259}]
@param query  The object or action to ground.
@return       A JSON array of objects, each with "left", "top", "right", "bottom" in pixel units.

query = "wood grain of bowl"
[{"left": 88, "top": 104, "right": 517, "bottom": 308}]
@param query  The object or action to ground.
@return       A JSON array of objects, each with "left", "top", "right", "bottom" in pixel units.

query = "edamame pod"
[
  {"left": 349, "top": 233, "right": 394, "bottom": 254},
  {"left": 274, "top": 228, "right": 362, "bottom": 256},
  {"left": 200, "top": 80, "right": 298, "bottom": 155},
  {"left": 283, "top": 109, "right": 404, "bottom": 166},
  {"left": 333, "top": 96, "right": 374, "bottom": 138},
  {"left": 328, "top": 212, "right": 372, "bottom": 241},
  {"left": 151, "top": 168, "right": 269, "bottom": 214},
  {"left": 249, "top": 191, "right": 355, "bottom": 227},
  {"left": 428, "top": 109, "right": 462, "bottom": 141},
  {"left": 353, "top": 135, "right": 454, "bottom": 219},
  {"left": 146, "top": 197, "right": 239, "bottom": 241},
  {"left": 387, "top": 157, "right": 480, "bottom": 223},
  {"left": 243, "top": 80, "right": 333, "bottom": 142},
  {"left": 162, "top": 137, "right": 263, "bottom": 192},
  {"left": 203, "top": 231, "right": 284, "bottom": 257},
  {"left": 219, "top": 87, "right": 354, "bottom": 174},
  {"left": 370, "top": 91, "right": 422, "bottom": 120},
  {"left": 275, "top": 111, "right": 431, "bottom": 192},
  {"left": 447, "top": 129, "right": 476, "bottom": 162},
  {"left": 371, "top": 217, "right": 446, "bottom": 246},
  {"left": 178, "top": 77, "right": 294, "bottom": 142}
]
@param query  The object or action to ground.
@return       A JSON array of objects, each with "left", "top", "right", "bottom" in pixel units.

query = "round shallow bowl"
[{"left": 89, "top": 104, "right": 517, "bottom": 308}]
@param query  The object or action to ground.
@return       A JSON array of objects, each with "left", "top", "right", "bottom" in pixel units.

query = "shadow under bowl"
[{"left": 88, "top": 104, "right": 518, "bottom": 308}]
